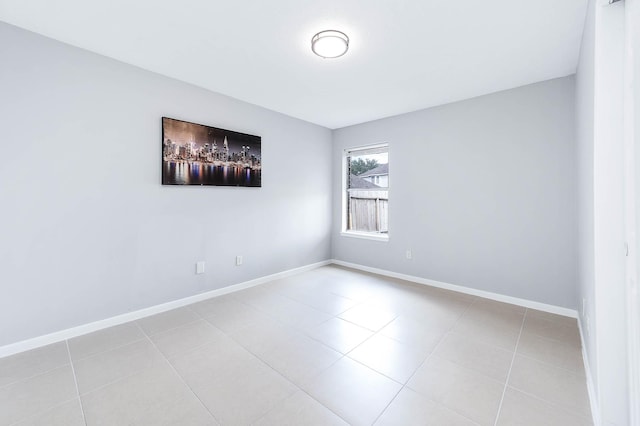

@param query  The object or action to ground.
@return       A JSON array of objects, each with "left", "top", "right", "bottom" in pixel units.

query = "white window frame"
[{"left": 341, "top": 143, "right": 389, "bottom": 242}]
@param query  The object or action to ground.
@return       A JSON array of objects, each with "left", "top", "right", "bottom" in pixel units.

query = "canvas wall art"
[{"left": 162, "top": 117, "right": 262, "bottom": 187}]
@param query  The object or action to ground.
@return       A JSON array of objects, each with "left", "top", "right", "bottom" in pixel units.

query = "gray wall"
[
  {"left": 0, "top": 20, "right": 584, "bottom": 351},
  {"left": 0, "top": 23, "right": 332, "bottom": 347},
  {"left": 332, "top": 77, "right": 578, "bottom": 309}
]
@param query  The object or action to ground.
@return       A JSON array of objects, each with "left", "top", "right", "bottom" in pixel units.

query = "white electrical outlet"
[
  {"left": 406, "top": 249, "right": 412, "bottom": 260},
  {"left": 196, "top": 261, "right": 205, "bottom": 274},
  {"left": 236, "top": 255, "right": 243, "bottom": 266}
]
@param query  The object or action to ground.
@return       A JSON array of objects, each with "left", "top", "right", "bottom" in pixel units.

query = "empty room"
[{"left": 0, "top": 0, "right": 639, "bottom": 425}]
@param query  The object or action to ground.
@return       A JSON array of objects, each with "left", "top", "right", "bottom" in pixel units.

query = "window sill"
[{"left": 340, "top": 231, "right": 389, "bottom": 242}]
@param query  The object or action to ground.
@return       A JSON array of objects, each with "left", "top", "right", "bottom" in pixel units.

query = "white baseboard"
[
  {"left": 0, "top": 260, "right": 331, "bottom": 359},
  {"left": 330, "top": 259, "right": 578, "bottom": 318},
  {"left": 1, "top": 259, "right": 580, "bottom": 359},
  {"left": 577, "top": 316, "right": 601, "bottom": 425}
]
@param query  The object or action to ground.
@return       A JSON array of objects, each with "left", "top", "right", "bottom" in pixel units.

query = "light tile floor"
[{"left": 0, "top": 266, "right": 593, "bottom": 425}]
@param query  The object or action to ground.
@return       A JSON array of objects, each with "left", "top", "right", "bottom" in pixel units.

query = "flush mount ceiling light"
[{"left": 311, "top": 30, "right": 349, "bottom": 59}]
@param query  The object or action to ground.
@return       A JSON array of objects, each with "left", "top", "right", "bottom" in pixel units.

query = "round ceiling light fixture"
[{"left": 311, "top": 30, "right": 349, "bottom": 59}]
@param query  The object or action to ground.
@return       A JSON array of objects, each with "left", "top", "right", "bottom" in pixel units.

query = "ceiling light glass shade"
[{"left": 311, "top": 30, "right": 349, "bottom": 58}]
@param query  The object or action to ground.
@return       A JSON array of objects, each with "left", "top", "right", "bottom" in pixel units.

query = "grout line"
[
  {"left": 301, "top": 322, "right": 372, "bottom": 356},
  {"left": 493, "top": 308, "right": 527, "bottom": 426},
  {"left": 65, "top": 340, "right": 88, "bottom": 426},
  {"left": 211, "top": 279, "right": 360, "bottom": 422},
  {"left": 369, "top": 382, "right": 405, "bottom": 425},
  {"left": 370, "top": 297, "right": 478, "bottom": 425},
  {"left": 344, "top": 352, "right": 404, "bottom": 386},
  {"left": 76, "top": 327, "right": 221, "bottom": 398},
  {"left": 142, "top": 333, "right": 222, "bottom": 425},
  {"left": 436, "top": 403, "right": 483, "bottom": 426},
  {"left": 514, "top": 351, "right": 585, "bottom": 376},
  {"left": 271, "top": 286, "right": 359, "bottom": 317},
  {"left": 77, "top": 369, "right": 151, "bottom": 398},
  {"left": 69, "top": 323, "right": 150, "bottom": 363},
  {"left": 229, "top": 283, "right": 374, "bottom": 355},
  {"left": 7, "top": 396, "right": 82, "bottom": 426},
  {"left": 0, "top": 363, "right": 72, "bottom": 390},
  {"left": 505, "top": 385, "right": 594, "bottom": 420},
  {"left": 153, "top": 335, "right": 220, "bottom": 362},
  {"left": 337, "top": 315, "right": 398, "bottom": 337},
  {"left": 138, "top": 317, "right": 202, "bottom": 339},
  {"left": 70, "top": 336, "right": 147, "bottom": 363},
  {"left": 70, "top": 337, "right": 147, "bottom": 363},
  {"left": 325, "top": 311, "right": 403, "bottom": 361},
  {"left": 141, "top": 308, "right": 349, "bottom": 425},
  {"left": 223, "top": 322, "right": 351, "bottom": 424},
  {"left": 295, "top": 389, "right": 350, "bottom": 425},
  {"left": 403, "top": 295, "right": 477, "bottom": 384},
  {"left": 0, "top": 337, "right": 131, "bottom": 390}
]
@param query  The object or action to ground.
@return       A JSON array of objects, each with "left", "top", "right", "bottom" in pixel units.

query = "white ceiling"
[{"left": 0, "top": 0, "right": 587, "bottom": 129}]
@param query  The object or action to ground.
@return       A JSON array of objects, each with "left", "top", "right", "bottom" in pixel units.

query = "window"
[{"left": 342, "top": 144, "right": 389, "bottom": 240}]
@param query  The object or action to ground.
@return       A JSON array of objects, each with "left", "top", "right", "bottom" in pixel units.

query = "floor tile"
[
  {"left": 348, "top": 333, "right": 430, "bottom": 383},
  {"left": 508, "top": 354, "right": 591, "bottom": 418},
  {"left": 496, "top": 387, "right": 593, "bottom": 426},
  {"left": 230, "top": 317, "right": 299, "bottom": 356},
  {"left": 281, "top": 288, "right": 358, "bottom": 315},
  {"left": 460, "top": 302, "right": 525, "bottom": 330},
  {"left": 2, "top": 266, "right": 592, "bottom": 426},
  {"left": 136, "top": 307, "right": 199, "bottom": 336},
  {"left": 432, "top": 332, "right": 513, "bottom": 382},
  {"left": 12, "top": 398, "right": 85, "bottom": 426},
  {"left": 302, "top": 357, "right": 402, "bottom": 426},
  {"left": 375, "top": 387, "right": 478, "bottom": 426},
  {"left": 200, "top": 301, "right": 273, "bottom": 334},
  {"left": 430, "top": 287, "right": 478, "bottom": 304},
  {"left": 81, "top": 363, "right": 216, "bottom": 426},
  {"left": 305, "top": 317, "right": 373, "bottom": 354},
  {"left": 521, "top": 314, "right": 581, "bottom": 347},
  {"left": 149, "top": 319, "right": 227, "bottom": 359},
  {"left": 451, "top": 306, "right": 524, "bottom": 351},
  {"left": 268, "top": 274, "right": 319, "bottom": 292},
  {"left": 169, "top": 340, "right": 255, "bottom": 385},
  {"left": 516, "top": 332, "right": 584, "bottom": 374},
  {"left": 189, "top": 294, "right": 249, "bottom": 318},
  {"left": 407, "top": 356, "right": 503, "bottom": 426},
  {"left": 401, "top": 294, "right": 472, "bottom": 327},
  {"left": 0, "top": 365, "right": 77, "bottom": 425},
  {"left": 338, "top": 303, "right": 398, "bottom": 331},
  {"left": 253, "top": 390, "right": 348, "bottom": 426},
  {"left": 0, "top": 342, "right": 69, "bottom": 388},
  {"left": 320, "top": 275, "right": 381, "bottom": 302},
  {"left": 525, "top": 309, "right": 578, "bottom": 327},
  {"left": 364, "top": 290, "right": 420, "bottom": 315},
  {"left": 255, "top": 295, "right": 334, "bottom": 330},
  {"left": 471, "top": 298, "right": 526, "bottom": 315},
  {"left": 450, "top": 321, "right": 521, "bottom": 352},
  {"left": 171, "top": 341, "right": 297, "bottom": 425},
  {"left": 380, "top": 313, "right": 448, "bottom": 347},
  {"left": 68, "top": 322, "right": 145, "bottom": 361},
  {"left": 73, "top": 338, "right": 166, "bottom": 394},
  {"left": 232, "top": 285, "right": 282, "bottom": 306},
  {"left": 258, "top": 332, "right": 342, "bottom": 386}
]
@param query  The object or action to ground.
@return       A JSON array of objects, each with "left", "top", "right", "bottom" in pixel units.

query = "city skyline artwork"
[{"left": 162, "top": 117, "right": 261, "bottom": 187}]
